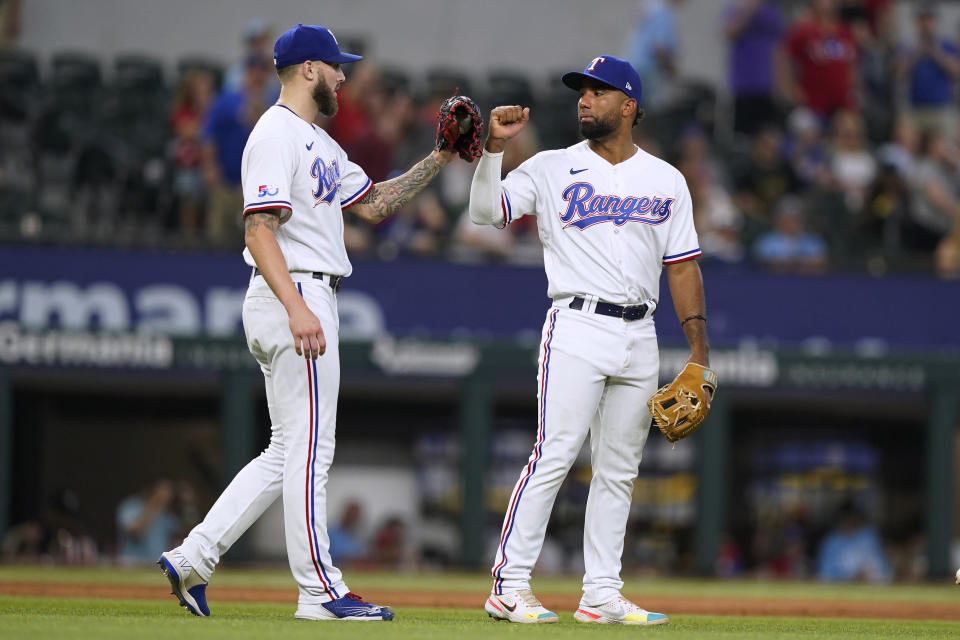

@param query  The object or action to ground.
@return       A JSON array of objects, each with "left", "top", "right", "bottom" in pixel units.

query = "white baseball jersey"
[
  {"left": 240, "top": 104, "right": 372, "bottom": 276},
  {"left": 493, "top": 140, "right": 701, "bottom": 305},
  {"left": 177, "top": 104, "right": 374, "bottom": 611},
  {"left": 470, "top": 139, "right": 703, "bottom": 607}
]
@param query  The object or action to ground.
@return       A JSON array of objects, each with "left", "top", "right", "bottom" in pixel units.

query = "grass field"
[{"left": 3, "top": 566, "right": 960, "bottom": 639}]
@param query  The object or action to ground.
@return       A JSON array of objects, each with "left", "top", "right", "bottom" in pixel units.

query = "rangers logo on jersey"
[
  {"left": 559, "top": 182, "right": 674, "bottom": 230},
  {"left": 311, "top": 157, "right": 341, "bottom": 206}
]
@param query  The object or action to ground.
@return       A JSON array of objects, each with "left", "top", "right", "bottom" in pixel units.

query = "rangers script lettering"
[
  {"left": 310, "top": 157, "right": 340, "bottom": 205},
  {"left": 560, "top": 182, "right": 674, "bottom": 229}
]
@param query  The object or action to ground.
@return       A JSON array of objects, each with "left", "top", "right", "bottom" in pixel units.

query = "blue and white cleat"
[
  {"left": 295, "top": 592, "right": 395, "bottom": 621},
  {"left": 485, "top": 589, "right": 559, "bottom": 624},
  {"left": 158, "top": 549, "right": 210, "bottom": 617},
  {"left": 574, "top": 596, "right": 668, "bottom": 625}
]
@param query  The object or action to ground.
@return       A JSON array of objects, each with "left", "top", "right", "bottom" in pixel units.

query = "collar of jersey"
[
  {"left": 577, "top": 140, "right": 642, "bottom": 169},
  {"left": 274, "top": 103, "right": 319, "bottom": 132}
]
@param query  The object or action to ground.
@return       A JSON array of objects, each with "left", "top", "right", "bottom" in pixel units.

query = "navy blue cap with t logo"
[
  {"left": 273, "top": 24, "right": 363, "bottom": 68},
  {"left": 561, "top": 55, "right": 643, "bottom": 104}
]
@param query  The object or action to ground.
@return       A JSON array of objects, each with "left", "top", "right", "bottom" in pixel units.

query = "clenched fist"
[{"left": 486, "top": 105, "right": 530, "bottom": 153}]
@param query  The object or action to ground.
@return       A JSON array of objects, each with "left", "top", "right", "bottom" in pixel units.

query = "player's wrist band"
[{"left": 681, "top": 314, "right": 707, "bottom": 327}]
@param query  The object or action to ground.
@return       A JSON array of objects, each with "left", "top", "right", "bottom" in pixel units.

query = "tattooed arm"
[
  {"left": 244, "top": 210, "right": 326, "bottom": 359},
  {"left": 345, "top": 149, "right": 456, "bottom": 223}
]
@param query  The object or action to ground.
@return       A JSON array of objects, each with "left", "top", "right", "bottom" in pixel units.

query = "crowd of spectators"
[
  {"left": 1, "top": 2, "right": 959, "bottom": 277},
  {"left": 633, "top": 0, "right": 960, "bottom": 278}
]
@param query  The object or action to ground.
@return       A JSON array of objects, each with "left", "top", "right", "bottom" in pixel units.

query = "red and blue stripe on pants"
[
  {"left": 492, "top": 308, "right": 558, "bottom": 594},
  {"left": 299, "top": 281, "right": 338, "bottom": 600}
]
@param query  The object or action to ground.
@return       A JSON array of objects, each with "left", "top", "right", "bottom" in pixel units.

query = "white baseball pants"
[
  {"left": 491, "top": 304, "right": 660, "bottom": 605},
  {"left": 179, "top": 273, "right": 348, "bottom": 606}
]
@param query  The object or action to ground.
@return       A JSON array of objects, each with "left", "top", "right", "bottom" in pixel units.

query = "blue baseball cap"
[
  {"left": 562, "top": 55, "right": 642, "bottom": 104},
  {"left": 273, "top": 24, "right": 363, "bottom": 68}
]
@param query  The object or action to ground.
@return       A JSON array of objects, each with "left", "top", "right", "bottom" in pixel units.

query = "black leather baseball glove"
[{"left": 436, "top": 94, "right": 484, "bottom": 162}]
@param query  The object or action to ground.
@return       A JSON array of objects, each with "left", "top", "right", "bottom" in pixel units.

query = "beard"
[
  {"left": 313, "top": 80, "right": 338, "bottom": 117},
  {"left": 579, "top": 112, "right": 618, "bottom": 140}
]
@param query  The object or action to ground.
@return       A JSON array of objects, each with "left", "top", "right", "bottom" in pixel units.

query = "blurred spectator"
[
  {"left": 454, "top": 125, "right": 541, "bottom": 263},
  {"left": 732, "top": 126, "right": 798, "bottom": 238},
  {"left": 825, "top": 109, "right": 876, "bottom": 212},
  {"left": 327, "top": 61, "right": 393, "bottom": 183},
  {"left": 937, "top": 227, "right": 960, "bottom": 278},
  {"left": 371, "top": 516, "right": 409, "bottom": 569},
  {"left": 328, "top": 500, "right": 368, "bottom": 565},
  {"left": 858, "top": 150, "right": 911, "bottom": 264},
  {"left": 679, "top": 153, "right": 743, "bottom": 263},
  {"left": 675, "top": 123, "right": 728, "bottom": 186},
  {"left": 171, "top": 69, "right": 215, "bottom": 237},
  {"left": 777, "top": 0, "right": 858, "bottom": 120},
  {"left": 334, "top": 67, "right": 420, "bottom": 254},
  {"left": 817, "top": 500, "right": 892, "bottom": 582},
  {"left": 784, "top": 106, "right": 829, "bottom": 189},
  {"left": 224, "top": 19, "right": 278, "bottom": 100},
  {"left": 753, "top": 196, "right": 827, "bottom": 273},
  {"left": 116, "top": 479, "right": 179, "bottom": 565},
  {"left": 897, "top": 2, "right": 960, "bottom": 141},
  {"left": 775, "top": 503, "right": 812, "bottom": 579},
  {"left": 752, "top": 501, "right": 811, "bottom": 578},
  {"left": 172, "top": 480, "right": 200, "bottom": 538},
  {"left": 851, "top": 0, "right": 895, "bottom": 41},
  {"left": 1, "top": 488, "right": 97, "bottom": 565},
  {"left": 846, "top": 1, "right": 895, "bottom": 143},
  {"left": 327, "top": 62, "right": 376, "bottom": 147},
  {"left": 903, "top": 129, "right": 960, "bottom": 256},
  {"left": 715, "top": 534, "right": 744, "bottom": 577},
  {"left": 202, "top": 54, "right": 272, "bottom": 244},
  {"left": 377, "top": 83, "right": 472, "bottom": 259},
  {"left": 876, "top": 116, "right": 919, "bottom": 181},
  {"left": 724, "top": 0, "right": 785, "bottom": 135},
  {"left": 626, "top": 0, "right": 684, "bottom": 110}
]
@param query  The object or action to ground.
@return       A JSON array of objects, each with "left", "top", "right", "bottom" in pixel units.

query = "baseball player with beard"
[
  {"left": 469, "top": 55, "right": 710, "bottom": 625},
  {"left": 158, "top": 24, "right": 470, "bottom": 622}
]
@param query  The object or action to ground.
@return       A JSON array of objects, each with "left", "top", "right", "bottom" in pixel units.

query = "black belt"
[
  {"left": 569, "top": 296, "right": 649, "bottom": 321},
  {"left": 252, "top": 267, "right": 344, "bottom": 293}
]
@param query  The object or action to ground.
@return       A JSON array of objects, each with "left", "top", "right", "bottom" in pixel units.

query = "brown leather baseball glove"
[
  {"left": 436, "top": 94, "right": 484, "bottom": 161},
  {"left": 647, "top": 363, "right": 718, "bottom": 443}
]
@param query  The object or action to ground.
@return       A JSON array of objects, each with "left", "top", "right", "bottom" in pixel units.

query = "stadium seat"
[
  {"left": 114, "top": 53, "right": 166, "bottom": 90},
  {"left": 0, "top": 50, "right": 40, "bottom": 120},
  {"left": 49, "top": 52, "right": 103, "bottom": 121},
  {"left": 51, "top": 52, "right": 103, "bottom": 87},
  {"left": 0, "top": 49, "right": 39, "bottom": 87},
  {"left": 108, "top": 54, "right": 169, "bottom": 128},
  {"left": 426, "top": 67, "right": 473, "bottom": 100},
  {"left": 487, "top": 71, "right": 535, "bottom": 109}
]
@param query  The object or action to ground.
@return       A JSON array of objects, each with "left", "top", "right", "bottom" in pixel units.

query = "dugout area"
[{"left": 0, "top": 340, "right": 957, "bottom": 578}]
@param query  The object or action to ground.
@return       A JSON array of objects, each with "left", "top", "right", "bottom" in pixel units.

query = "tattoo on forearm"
[
  {"left": 244, "top": 211, "right": 280, "bottom": 233},
  {"left": 361, "top": 153, "right": 444, "bottom": 221}
]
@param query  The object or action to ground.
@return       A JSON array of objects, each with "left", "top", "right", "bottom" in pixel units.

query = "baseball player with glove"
[
  {"left": 469, "top": 55, "right": 716, "bottom": 625},
  {"left": 158, "top": 24, "right": 483, "bottom": 622}
]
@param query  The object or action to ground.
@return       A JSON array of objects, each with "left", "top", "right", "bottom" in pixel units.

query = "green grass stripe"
[
  {"left": 2, "top": 566, "right": 958, "bottom": 603},
  {"left": 2, "top": 597, "right": 959, "bottom": 640}
]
